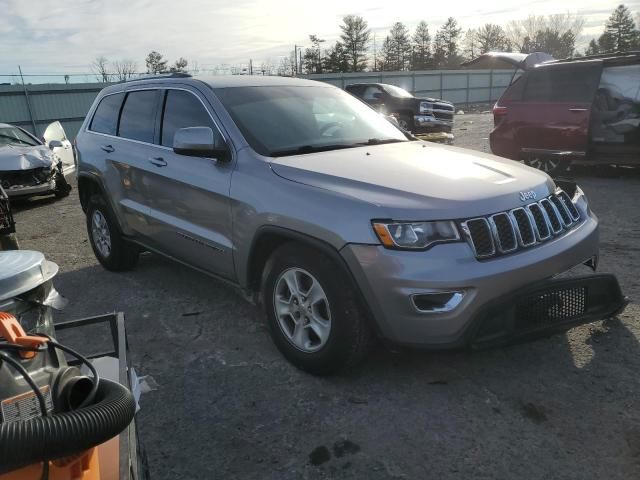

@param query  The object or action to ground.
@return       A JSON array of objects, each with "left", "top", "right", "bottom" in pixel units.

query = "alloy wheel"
[
  {"left": 91, "top": 209, "right": 112, "bottom": 258},
  {"left": 273, "top": 268, "right": 332, "bottom": 353}
]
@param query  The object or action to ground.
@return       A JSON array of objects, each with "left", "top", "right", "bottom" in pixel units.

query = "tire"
[
  {"left": 54, "top": 172, "right": 72, "bottom": 198},
  {"left": 520, "top": 156, "right": 571, "bottom": 176},
  {"left": 261, "top": 243, "right": 373, "bottom": 375},
  {"left": 0, "top": 233, "right": 19, "bottom": 251},
  {"left": 86, "top": 194, "right": 138, "bottom": 271},
  {"left": 396, "top": 114, "right": 413, "bottom": 133}
]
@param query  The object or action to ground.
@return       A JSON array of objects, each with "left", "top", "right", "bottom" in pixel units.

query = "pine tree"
[
  {"left": 412, "top": 21, "right": 432, "bottom": 70},
  {"left": 475, "top": 24, "right": 510, "bottom": 53},
  {"left": 433, "top": 17, "right": 462, "bottom": 67},
  {"left": 339, "top": 15, "right": 371, "bottom": 72},
  {"left": 324, "top": 42, "right": 349, "bottom": 73},
  {"left": 381, "top": 22, "right": 412, "bottom": 71},
  {"left": 585, "top": 39, "right": 600, "bottom": 55},
  {"left": 604, "top": 4, "right": 638, "bottom": 52}
]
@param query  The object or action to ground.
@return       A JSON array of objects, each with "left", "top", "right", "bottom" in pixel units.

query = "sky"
[{"left": 1, "top": 0, "right": 639, "bottom": 80}]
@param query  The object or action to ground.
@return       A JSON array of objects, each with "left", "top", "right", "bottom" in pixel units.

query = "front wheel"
[
  {"left": 262, "top": 243, "right": 373, "bottom": 375},
  {"left": 53, "top": 172, "right": 72, "bottom": 198},
  {"left": 396, "top": 114, "right": 413, "bottom": 133}
]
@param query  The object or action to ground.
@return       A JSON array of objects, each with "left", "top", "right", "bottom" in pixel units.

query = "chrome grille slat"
[
  {"left": 489, "top": 213, "right": 517, "bottom": 253},
  {"left": 462, "top": 218, "right": 495, "bottom": 258},
  {"left": 510, "top": 208, "right": 536, "bottom": 247},
  {"left": 527, "top": 203, "right": 551, "bottom": 241},
  {"left": 540, "top": 198, "right": 563, "bottom": 234},
  {"left": 463, "top": 190, "right": 582, "bottom": 260}
]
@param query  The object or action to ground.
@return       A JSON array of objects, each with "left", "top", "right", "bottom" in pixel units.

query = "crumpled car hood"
[
  {"left": 270, "top": 141, "right": 555, "bottom": 219},
  {"left": 0, "top": 145, "right": 55, "bottom": 171}
]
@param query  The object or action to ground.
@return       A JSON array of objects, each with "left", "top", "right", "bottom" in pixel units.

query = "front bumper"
[
  {"left": 3, "top": 180, "right": 56, "bottom": 198},
  {"left": 413, "top": 115, "right": 453, "bottom": 133},
  {"left": 341, "top": 211, "right": 614, "bottom": 347}
]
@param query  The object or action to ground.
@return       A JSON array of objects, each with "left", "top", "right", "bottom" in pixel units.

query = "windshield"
[
  {"left": 215, "top": 85, "right": 408, "bottom": 156},
  {"left": 0, "top": 126, "right": 39, "bottom": 147},
  {"left": 383, "top": 84, "right": 414, "bottom": 98}
]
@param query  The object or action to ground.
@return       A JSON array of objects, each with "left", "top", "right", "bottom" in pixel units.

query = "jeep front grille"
[{"left": 462, "top": 191, "right": 581, "bottom": 259}]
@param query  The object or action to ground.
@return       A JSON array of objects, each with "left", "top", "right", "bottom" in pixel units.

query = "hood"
[
  {"left": 0, "top": 144, "right": 56, "bottom": 171},
  {"left": 460, "top": 51, "right": 555, "bottom": 70},
  {"left": 416, "top": 97, "right": 452, "bottom": 105},
  {"left": 270, "top": 142, "right": 555, "bottom": 219}
]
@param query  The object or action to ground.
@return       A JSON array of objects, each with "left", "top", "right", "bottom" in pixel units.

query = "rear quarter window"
[
  {"left": 89, "top": 93, "right": 124, "bottom": 135},
  {"left": 118, "top": 90, "right": 159, "bottom": 143},
  {"left": 523, "top": 65, "right": 602, "bottom": 103}
]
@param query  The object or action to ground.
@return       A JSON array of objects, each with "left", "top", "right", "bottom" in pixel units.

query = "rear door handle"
[
  {"left": 101, "top": 144, "right": 115, "bottom": 153},
  {"left": 568, "top": 108, "right": 588, "bottom": 113},
  {"left": 149, "top": 157, "right": 167, "bottom": 167}
]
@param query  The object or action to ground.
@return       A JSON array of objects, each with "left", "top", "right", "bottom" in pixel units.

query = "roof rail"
[
  {"left": 125, "top": 72, "right": 192, "bottom": 82},
  {"left": 553, "top": 51, "right": 640, "bottom": 63}
]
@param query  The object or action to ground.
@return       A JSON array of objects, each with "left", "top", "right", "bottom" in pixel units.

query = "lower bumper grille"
[{"left": 467, "top": 274, "right": 626, "bottom": 348}]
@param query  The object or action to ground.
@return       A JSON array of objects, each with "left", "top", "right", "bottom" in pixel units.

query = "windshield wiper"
[
  {"left": 270, "top": 144, "right": 356, "bottom": 157},
  {"left": 357, "top": 138, "right": 406, "bottom": 146}
]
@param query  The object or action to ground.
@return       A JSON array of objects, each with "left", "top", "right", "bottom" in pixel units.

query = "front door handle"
[
  {"left": 100, "top": 144, "right": 115, "bottom": 153},
  {"left": 149, "top": 157, "right": 167, "bottom": 167},
  {"left": 568, "top": 108, "right": 588, "bottom": 113}
]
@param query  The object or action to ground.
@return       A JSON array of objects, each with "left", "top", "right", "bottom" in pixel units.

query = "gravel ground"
[{"left": 8, "top": 113, "right": 640, "bottom": 479}]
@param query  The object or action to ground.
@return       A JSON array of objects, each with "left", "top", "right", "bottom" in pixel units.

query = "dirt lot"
[{"left": 10, "top": 113, "right": 640, "bottom": 479}]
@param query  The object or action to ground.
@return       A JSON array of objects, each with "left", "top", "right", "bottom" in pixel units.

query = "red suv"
[{"left": 490, "top": 53, "right": 640, "bottom": 174}]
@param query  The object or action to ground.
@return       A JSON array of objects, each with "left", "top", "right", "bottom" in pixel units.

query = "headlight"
[
  {"left": 372, "top": 221, "right": 460, "bottom": 250},
  {"left": 419, "top": 102, "right": 433, "bottom": 114}
]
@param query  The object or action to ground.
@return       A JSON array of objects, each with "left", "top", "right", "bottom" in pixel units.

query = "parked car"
[
  {"left": 489, "top": 52, "right": 640, "bottom": 173},
  {"left": 0, "top": 122, "right": 75, "bottom": 198},
  {"left": 0, "top": 184, "right": 18, "bottom": 250},
  {"left": 76, "top": 74, "right": 624, "bottom": 375},
  {"left": 345, "top": 83, "right": 454, "bottom": 134}
]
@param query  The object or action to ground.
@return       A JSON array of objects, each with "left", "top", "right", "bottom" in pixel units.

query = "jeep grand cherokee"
[{"left": 75, "top": 74, "right": 625, "bottom": 375}]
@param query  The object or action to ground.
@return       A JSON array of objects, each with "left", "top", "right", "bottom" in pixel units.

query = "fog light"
[{"left": 411, "top": 291, "right": 464, "bottom": 313}]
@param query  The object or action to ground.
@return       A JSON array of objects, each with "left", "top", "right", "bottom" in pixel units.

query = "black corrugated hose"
[{"left": 0, "top": 378, "right": 136, "bottom": 474}]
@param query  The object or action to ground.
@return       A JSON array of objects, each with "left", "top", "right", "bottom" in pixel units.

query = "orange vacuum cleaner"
[{"left": 0, "top": 251, "right": 136, "bottom": 479}]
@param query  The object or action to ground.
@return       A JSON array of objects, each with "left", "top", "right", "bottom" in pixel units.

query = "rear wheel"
[
  {"left": 520, "top": 156, "right": 571, "bottom": 176},
  {"left": 86, "top": 194, "right": 138, "bottom": 271},
  {"left": 262, "top": 243, "right": 373, "bottom": 375}
]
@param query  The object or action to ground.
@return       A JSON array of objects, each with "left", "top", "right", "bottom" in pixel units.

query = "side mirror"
[
  {"left": 48, "top": 140, "right": 63, "bottom": 149},
  {"left": 372, "top": 92, "right": 383, "bottom": 100},
  {"left": 173, "top": 127, "right": 228, "bottom": 160}
]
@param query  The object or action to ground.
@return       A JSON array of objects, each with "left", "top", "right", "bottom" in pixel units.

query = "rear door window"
[
  {"left": 160, "top": 90, "right": 219, "bottom": 147},
  {"left": 523, "top": 65, "right": 601, "bottom": 103},
  {"left": 90, "top": 93, "right": 124, "bottom": 135},
  {"left": 118, "top": 90, "right": 159, "bottom": 143}
]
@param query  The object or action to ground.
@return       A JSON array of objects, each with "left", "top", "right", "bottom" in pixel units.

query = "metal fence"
[
  {"left": 0, "top": 69, "right": 514, "bottom": 140},
  {"left": 0, "top": 82, "right": 107, "bottom": 139},
  {"left": 304, "top": 69, "right": 514, "bottom": 106}
]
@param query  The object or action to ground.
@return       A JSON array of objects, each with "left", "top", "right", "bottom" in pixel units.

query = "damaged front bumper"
[{"left": 0, "top": 166, "right": 71, "bottom": 198}]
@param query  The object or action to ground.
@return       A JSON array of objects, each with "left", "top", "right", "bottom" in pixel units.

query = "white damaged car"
[{"left": 0, "top": 122, "right": 75, "bottom": 199}]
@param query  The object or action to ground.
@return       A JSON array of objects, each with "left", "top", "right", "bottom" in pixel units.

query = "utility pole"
[
  {"left": 294, "top": 45, "right": 303, "bottom": 74},
  {"left": 249, "top": 59, "right": 253, "bottom": 75},
  {"left": 18, "top": 65, "right": 38, "bottom": 136},
  {"left": 373, "top": 32, "right": 377, "bottom": 71}
]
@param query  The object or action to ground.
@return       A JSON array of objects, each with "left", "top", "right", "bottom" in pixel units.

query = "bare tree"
[
  {"left": 506, "top": 14, "right": 584, "bottom": 54},
  {"left": 113, "top": 59, "right": 137, "bottom": 81},
  {"left": 92, "top": 56, "right": 111, "bottom": 82}
]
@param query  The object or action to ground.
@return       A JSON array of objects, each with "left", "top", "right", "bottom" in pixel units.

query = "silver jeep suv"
[{"left": 76, "top": 74, "right": 624, "bottom": 374}]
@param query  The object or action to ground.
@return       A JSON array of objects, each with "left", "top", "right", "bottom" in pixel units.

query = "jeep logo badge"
[{"left": 519, "top": 191, "right": 537, "bottom": 202}]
